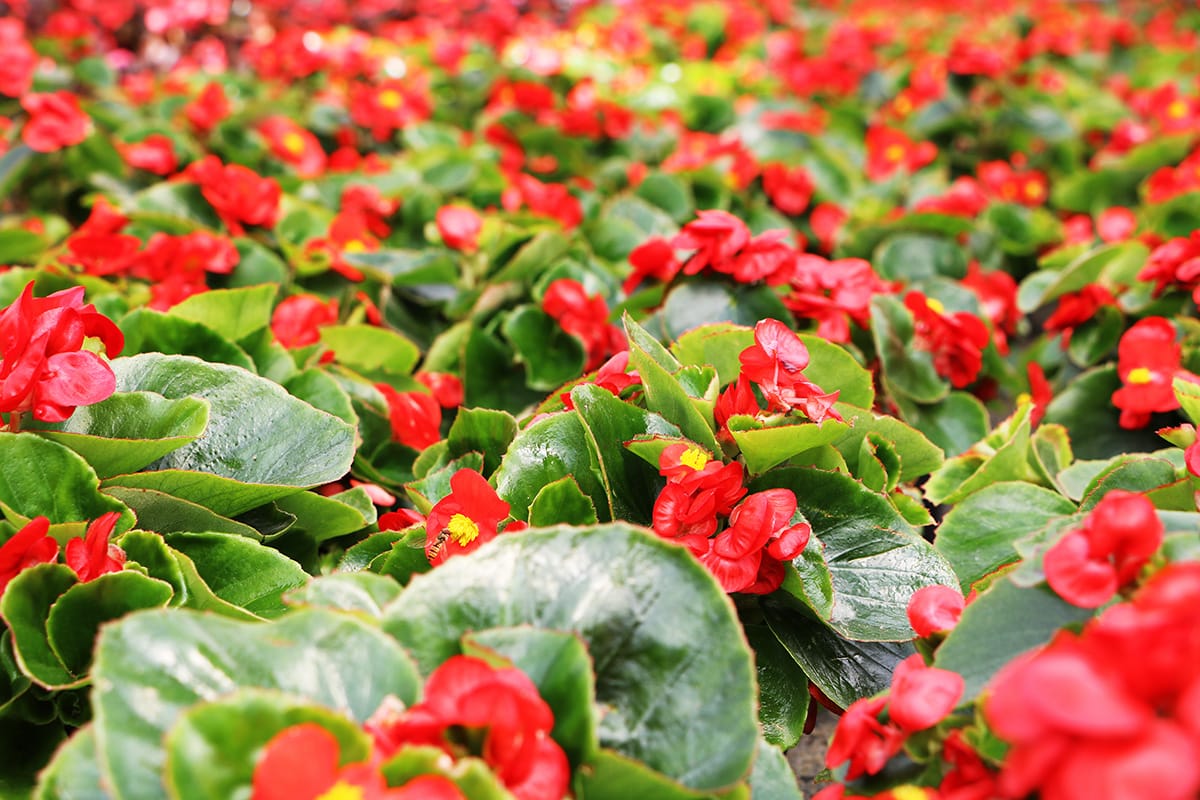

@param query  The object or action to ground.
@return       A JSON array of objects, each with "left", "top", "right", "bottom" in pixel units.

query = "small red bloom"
[
  {"left": 0, "top": 517, "right": 59, "bottom": 596},
  {"left": 271, "top": 295, "right": 338, "bottom": 349},
  {"left": 251, "top": 723, "right": 461, "bottom": 800},
  {"left": 865, "top": 126, "right": 936, "bottom": 181},
  {"left": 762, "top": 163, "right": 815, "bottom": 216},
  {"left": 738, "top": 319, "right": 841, "bottom": 423},
  {"left": 1044, "top": 490, "right": 1163, "bottom": 608},
  {"left": 622, "top": 237, "right": 682, "bottom": 294},
  {"left": 341, "top": 185, "right": 398, "bottom": 239},
  {"left": 64, "top": 511, "right": 125, "bottom": 582},
  {"left": 120, "top": 134, "right": 178, "bottom": 176},
  {"left": 436, "top": 205, "right": 483, "bottom": 253},
  {"left": 21, "top": 91, "right": 91, "bottom": 153},
  {"left": 672, "top": 210, "right": 751, "bottom": 275},
  {"left": 350, "top": 80, "right": 432, "bottom": 142},
  {"left": 423, "top": 470, "right": 512, "bottom": 565},
  {"left": 904, "top": 292, "right": 990, "bottom": 389},
  {"left": 0, "top": 282, "right": 124, "bottom": 424},
  {"left": 962, "top": 262, "right": 1020, "bottom": 355},
  {"left": 785, "top": 255, "right": 888, "bottom": 343},
  {"left": 416, "top": 372, "right": 464, "bottom": 409},
  {"left": 0, "top": 20, "right": 37, "bottom": 98},
  {"left": 1044, "top": 285, "right": 1118, "bottom": 346},
  {"left": 377, "top": 384, "right": 442, "bottom": 452},
  {"left": 562, "top": 351, "right": 640, "bottom": 410},
  {"left": 825, "top": 696, "right": 906, "bottom": 780},
  {"left": 809, "top": 203, "right": 848, "bottom": 254},
  {"left": 133, "top": 231, "right": 239, "bottom": 310},
  {"left": 907, "top": 584, "right": 965, "bottom": 638},
  {"left": 1097, "top": 207, "right": 1137, "bottom": 243},
  {"left": 258, "top": 116, "right": 326, "bottom": 178},
  {"left": 1139, "top": 231, "right": 1200, "bottom": 305},
  {"left": 886, "top": 654, "right": 964, "bottom": 732},
  {"left": 185, "top": 156, "right": 281, "bottom": 236},
  {"left": 1111, "top": 317, "right": 1197, "bottom": 429},
  {"left": 541, "top": 279, "right": 623, "bottom": 371},
  {"left": 184, "top": 82, "right": 230, "bottom": 134}
]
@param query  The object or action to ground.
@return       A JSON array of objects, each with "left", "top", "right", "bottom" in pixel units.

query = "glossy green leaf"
[
  {"left": 46, "top": 571, "right": 174, "bottom": 678},
  {"left": 319, "top": 324, "right": 420, "bottom": 378},
  {"left": 501, "top": 306, "right": 588, "bottom": 391},
  {"left": 896, "top": 391, "right": 989, "bottom": 459},
  {"left": 729, "top": 420, "right": 850, "bottom": 475},
  {"left": 463, "top": 324, "right": 545, "bottom": 413},
  {"left": 924, "top": 407, "right": 1043, "bottom": 506},
  {"left": 1044, "top": 367, "right": 1164, "bottom": 461},
  {"left": 0, "top": 433, "right": 129, "bottom": 534},
  {"left": 33, "top": 724, "right": 109, "bottom": 800},
  {"left": 284, "top": 572, "right": 402, "bottom": 618},
  {"left": 754, "top": 469, "right": 958, "bottom": 641},
  {"left": 464, "top": 628, "right": 599, "bottom": 768},
  {"left": 625, "top": 317, "right": 721, "bottom": 455},
  {"left": 831, "top": 406, "right": 944, "bottom": 483},
  {"left": 528, "top": 476, "right": 599, "bottom": 527},
  {"left": 275, "top": 488, "right": 376, "bottom": 544},
  {"left": 661, "top": 280, "right": 791, "bottom": 342},
  {"left": 672, "top": 323, "right": 753, "bottom": 387},
  {"left": 343, "top": 249, "right": 458, "bottom": 286},
  {"left": 494, "top": 412, "right": 608, "bottom": 522},
  {"left": 106, "top": 354, "right": 356, "bottom": 516},
  {"left": 761, "top": 598, "right": 914, "bottom": 710},
  {"left": 119, "top": 309, "right": 255, "bottom": 371},
  {"left": 0, "top": 228, "right": 47, "bottom": 264},
  {"left": 1079, "top": 456, "right": 1178, "bottom": 511},
  {"left": 382, "top": 524, "right": 758, "bottom": 791},
  {"left": 934, "top": 482, "right": 1076, "bottom": 591},
  {"left": 875, "top": 233, "right": 967, "bottom": 282},
  {"left": 744, "top": 622, "right": 808, "bottom": 750},
  {"left": 102, "top": 487, "right": 259, "bottom": 539},
  {"left": 168, "top": 285, "right": 276, "bottom": 342},
  {"left": 492, "top": 230, "right": 570, "bottom": 283},
  {"left": 283, "top": 368, "right": 358, "bottom": 429},
  {"left": 574, "top": 749, "right": 729, "bottom": 800},
  {"left": 447, "top": 407, "right": 518, "bottom": 476},
  {"left": 934, "top": 579, "right": 1093, "bottom": 700},
  {"left": 163, "top": 533, "right": 309, "bottom": 618},
  {"left": 93, "top": 608, "right": 421, "bottom": 799},
  {"left": 0, "top": 565, "right": 78, "bottom": 689},
  {"left": 571, "top": 383, "right": 680, "bottom": 524},
  {"left": 748, "top": 739, "right": 804, "bottom": 800},
  {"left": 28, "top": 392, "right": 209, "bottom": 479},
  {"left": 164, "top": 689, "right": 370, "bottom": 800}
]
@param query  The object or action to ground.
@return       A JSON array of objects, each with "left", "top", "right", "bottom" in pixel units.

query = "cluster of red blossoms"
[
  {"left": 541, "top": 278, "right": 625, "bottom": 371},
  {"left": 986, "top": 561, "right": 1200, "bottom": 800},
  {"left": 252, "top": 655, "right": 567, "bottom": 800},
  {"left": 0, "top": 513, "right": 126, "bottom": 596},
  {"left": 0, "top": 281, "right": 123, "bottom": 426},
  {"left": 651, "top": 443, "right": 810, "bottom": 594},
  {"left": 904, "top": 292, "right": 992, "bottom": 389},
  {"left": 1110, "top": 316, "right": 1200, "bottom": 430}
]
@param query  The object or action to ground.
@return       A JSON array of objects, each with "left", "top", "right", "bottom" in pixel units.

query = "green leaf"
[
  {"left": 635, "top": 172, "right": 694, "bottom": 222},
  {"left": 1017, "top": 241, "right": 1148, "bottom": 313},
  {"left": 274, "top": 489, "right": 376, "bottom": 544},
  {"left": 832, "top": 406, "right": 944, "bottom": 483},
  {"left": 0, "top": 228, "right": 47, "bottom": 264},
  {"left": 571, "top": 383, "right": 681, "bottom": 524},
  {"left": 0, "top": 565, "right": 78, "bottom": 689},
  {"left": 625, "top": 317, "right": 721, "bottom": 455},
  {"left": 1079, "top": 456, "right": 1178, "bottom": 511},
  {"left": 934, "top": 482, "right": 1076, "bottom": 591},
  {"left": 500, "top": 306, "right": 588, "bottom": 391},
  {"left": 28, "top": 392, "right": 209, "bottom": 479},
  {"left": 446, "top": 407, "right": 518, "bottom": 476},
  {"left": 744, "top": 622, "right": 808, "bottom": 750},
  {"left": 934, "top": 579, "right": 1093, "bottom": 700},
  {"left": 924, "top": 407, "right": 1042, "bottom": 506},
  {"left": 463, "top": 628, "right": 599, "bottom": 768},
  {"left": 1066, "top": 304, "right": 1123, "bottom": 367},
  {"left": 164, "top": 690, "right": 370, "bottom": 800},
  {"left": 102, "top": 487, "right": 259, "bottom": 539},
  {"left": 284, "top": 572, "right": 402, "bottom": 618},
  {"left": 163, "top": 533, "right": 309, "bottom": 618},
  {"left": 492, "top": 230, "right": 570, "bottom": 283},
  {"left": 797, "top": 335, "right": 875, "bottom": 410},
  {"left": 494, "top": 413, "right": 608, "bottom": 522},
  {"left": 754, "top": 469, "right": 958, "bottom": 641},
  {"left": 528, "top": 477, "right": 599, "bottom": 527},
  {"left": 33, "top": 724, "right": 109, "bottom": 800},
  {"left": 672, "top": 323, "right": 754, "bottom": 387},
  {"left": 895, "top": 392, "right": 989, "bottom": 459},
  {"left": 871, "top": 295, "right": 947, "bottom": 404},
  {"left": 403, "top": 452, "right": 484, "bottom": 514},
  {"left": 0, "top": 433, "right": 129, "bottom": 533},
  {"left": 1044, "top": 368, "right": 1165, "bottom": 461},
  {"left": 382, "top": 524, "right": 758, "bottom": 791},
  {"left": 168, "top": 285, "right": 277, "bottom": 343},
  {"left": 574, "top": 749, "right": 729, "bottom": 800},
  {"left": 46, "top": 571, "right": 174, "bottom": 678},
  {"left": 748, "top": 739, "right": 804, "bottom": 800},
  {"left": 761, "top": 598, "right": 914, "bottom": 710},
  {"left": 119, "top": 310, "right": 255, "bottom": 371},
  {"left": 661, "top": 281, "right": 791, "bottom": 341},
  {"left": 874, "top": 233, "right": 967, "bottom": 282},
  {"left": 106, "top": 354, "right": 356, "bottom": 516},
  {"left": 343, "top": 249, "right": 458, "bottom": 286},
  {"left": 463, "top": 325, "right": 545, "bottom": 413},
  {"left": 319, "top": 325, "right": 421, "bottom": 378},
  {"left": 92, "top": 608, "right": 421, "bottom": 799},
  {"left": 729, "top": 420, "right": 850, "bottom": 475},
  {"left": 283, "top": 369, "right": 358, "bottom": 429}
]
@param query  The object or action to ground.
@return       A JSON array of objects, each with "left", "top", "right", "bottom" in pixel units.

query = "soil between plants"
[{"left": 787, "top": 713, "right": 837, "bottom": 797}]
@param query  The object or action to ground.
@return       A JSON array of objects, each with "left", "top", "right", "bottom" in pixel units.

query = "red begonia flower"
[
  {"left": 64, "top": 511, "right": 125, "bottom": 582},
  {"left": 886, "top": 654, "right": 964, "bottom": 732},
  {"left": 825, "top": 696, "right": 905, "bottom": 780},
  {"left": 436, "top": 205, "right": 483, "bottom": 253},
  {"left": 542, "top": 278, "right": 623, "bottom": 370},
  {"left": 21, "top": 91, "right": 91, "bottom": 153},
  {"left": 907, "top": 584, "right": 966, "bottom": 637},
  {"left": 258, "top": 116, "right": 326, "bottom": 178},
  {"left": 865, "top": 125, "right": 936, "bottom": 181},
  {"left": 270, "top": 295, "right": 338, "bottom": 349},
  {"left": 133, "top": 231, "right": 239, "bottom": 311},
  {"left": 738, "top": 318, "right": 842, "bottom": 423},
  {"left": 1044, "top": 285, "right": 1118, "bottom": 346},
  {"left": 672, "top": 210, "right": 751, "bottom": 275},
  {"left": 423, "top": 469, "right": 512, "bottom": 565},
  {"left": 1111, "top": 316, "right": 1197, "bottom": 429},
  {"left": 0, "top": 517, "right": 59, "bottom": 597},
  {"left": 0, "top": 20, "right": 36, "bottom": 98},
  {"left": 785, "top": 255, "right": 888, "bottom": 343},
  {"left": 905, "top": 291, "right": 990, "bottom": 389},
  {"left": 623, "top": 237, "right": 682, "bottom": 294},
  {"left": 416, "top": 371, "right": 464, "bottom": 409},
  {"left": 185, "top": 82, "right": 230, "bottom": 134},
  {"left": 761, "top": 163, "right": 815, "bottom": 216},
  {"left": 1097, "top": 207, "right": 1137, "bottom": 243},
  {"left": 120, "top": 133, "right": 178, "bottom": 175},
  {"left": 185, "top": 155, "right": 281, "bottom": 236},
  {"left": 376, "top": 384, "right": 442, "bottom": 452}
]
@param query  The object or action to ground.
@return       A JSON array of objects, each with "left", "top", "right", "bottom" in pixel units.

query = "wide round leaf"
[
  {"left": 0, "top": 434, "right": 130, "bottom": 536},
  {"left": 33, "top": 724, "right": 108, "bottom": 800},
  {"left": 493, "top": 412, "right": 608, "bottom": 522},
  {"left": 92, "top": 608, "right": 421, "bottom": 800},
  {"left": 381, "top": 524, "right": 758, "bottom": 792}
]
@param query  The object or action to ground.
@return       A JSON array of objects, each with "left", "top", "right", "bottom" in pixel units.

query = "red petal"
[{"left": 250, "top": 724, "right": 341, "bottom": 800}]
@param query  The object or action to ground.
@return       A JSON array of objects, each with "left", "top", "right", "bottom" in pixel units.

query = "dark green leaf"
[
  {"left": 163, "top": 533, "right": 309, "bottom": 618},
  {"left": 871, "top": 295, "right": 946, "bottom": 404},
  {"left": 661, "top": 281, "right": 791, "bottom": 341},
  {"left": 528, "top": 477, "right": 599, "bottom": 527},
  {"left": 446, "top": 407, "right": 518, "bottom": 476},
  {"left": 119, "top": 310, "right": 256, "bottom": 371},
  {"left": 501, "top": 306, "right": 588, "bottom": 391},
  {"left": 0, "top": 434, "right": 129, "bottom": 536},
  {"left": 494, "top": 412, "right": 608, "bottom": 522},
  {"left": 744, "top": 622, "right": 808, "bottom": 750}
]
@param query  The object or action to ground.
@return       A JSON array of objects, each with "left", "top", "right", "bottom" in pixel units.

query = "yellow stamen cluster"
[
  {"left": 379, "top": 89, "right": 403, "bottom": 110},
  {"left": 679, "top": 447, "right": 710, "bottom": 471},
  {"left": 884, "top": 144, "right": 905, "bottom": 163},
  {"left": 315, "top": 782, "right": 366, "bottom": 800},
  {"left": 282, "top": 132, "right": 306, "bottom": 155},
  {"left": 925, "top": 297, "right": 945, "bottom": 315},
  {"left": 447, "top": 513, "right": 480, "bottom": 546},
  {"left": 891, "top": 786, "right": 933, "bottom": 800},
  {"left": 343, "top": 240, "right": 367, "bottom": 253},
  {"left": 1127, "top": 367, "right": 1153, "bottom": 385}
]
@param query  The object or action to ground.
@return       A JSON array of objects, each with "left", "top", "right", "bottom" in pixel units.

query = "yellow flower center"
[
  {"left": 447, "top": 513, "right": 480, "bottom": 546},
  {"left": 925, "top": 297, "right": 945, "bottom": 315},
  {"left": 885, "top": 144, "right": 905, "bottom": 163},
  {"left": 679, "top": 447, "right": 710, "bottom": 471},
  {"left": 315, "top": 782, "right": 366, "bottom": 800},
  {"left": 1127, "top": 367, "right": 1153, "bottom": 385},
  {"left": 1023, "top": 181, "right": 1044, "bottom": 201},
  {"left": 894, "top": 95, "right": 912, "bottom": 115},
  {"left": 379, "top": 89, "right": 403, "bottom": 110},
  {"left": 1168, "top": 100, "right": 1188, "bottom": 120},
  {"left": 282, "top": 132, "right": 306, "bottom": 155},
  {"left": 343, "top": 240, "right": 367, "bottom": 253},
  {"left": 891, "top": 787, "right": 932, "bottom": 800},
  {"left": 1016, "top": 391, "right": 1032, "bottom": 406}
]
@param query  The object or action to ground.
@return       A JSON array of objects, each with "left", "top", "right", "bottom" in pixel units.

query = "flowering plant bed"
[{"left": 1, "top": 1, "right": 1199, "bottom": 798}]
